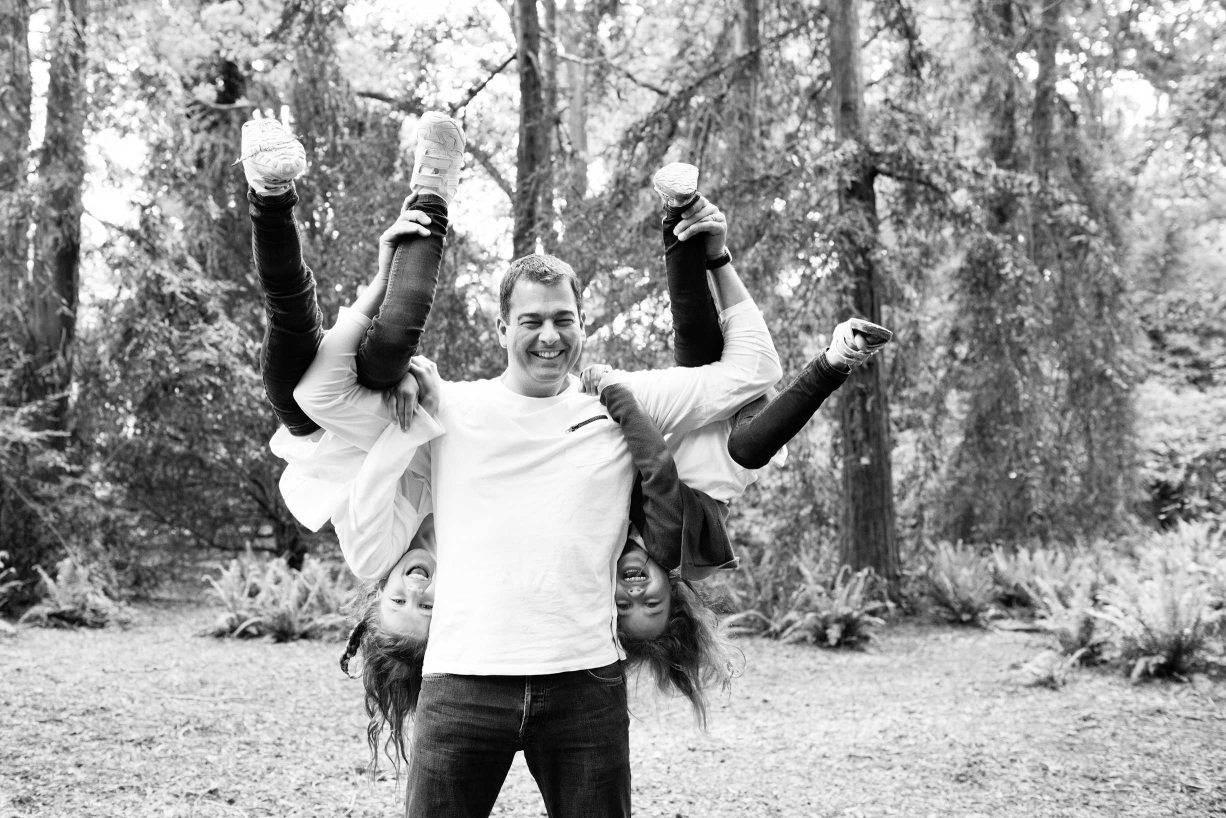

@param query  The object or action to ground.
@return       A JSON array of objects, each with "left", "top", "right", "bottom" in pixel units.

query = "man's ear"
[{"left": 496, "top": 316, "right": 509, "bottom": 349}]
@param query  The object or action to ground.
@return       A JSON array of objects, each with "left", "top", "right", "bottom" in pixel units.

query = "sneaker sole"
[{"left": 848, "top": 317, "right": 893, "bottom": 346}]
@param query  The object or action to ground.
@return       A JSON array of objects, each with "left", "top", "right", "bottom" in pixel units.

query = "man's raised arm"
[{"left": 616, "top": 258, "right": 782, "bottom": 437}]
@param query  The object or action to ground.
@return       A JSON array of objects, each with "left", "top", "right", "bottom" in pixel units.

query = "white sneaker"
[
  {"left": 410, "top": 113, "right": 465, "bottom": 204},
  {"left": 652, "top": 163, "right": 699, "bottom": 209},
  {"left": 236, "top": 118, "right": 306, "bottom": 197},
  {"left": 827, "top": 318, "right": 893, "bottom": 370}
]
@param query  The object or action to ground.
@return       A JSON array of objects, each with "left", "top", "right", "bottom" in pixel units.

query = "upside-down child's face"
[
  {"left": 615, "top": 543, "right": 672, "bottom": 640},
  {"left": 378, "top": 541, "right": 436, "bottom": 641}
]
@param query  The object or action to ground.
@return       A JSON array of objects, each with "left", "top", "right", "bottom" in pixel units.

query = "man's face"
[
  {"left": 378, "top": 543, "right": 436, "bottom": 641},
  {"left": 615, "top": 544, "right": 672, "bottom": 640},
  {"left": 497, "top": 280, "right": 585, "bottom": 397}
]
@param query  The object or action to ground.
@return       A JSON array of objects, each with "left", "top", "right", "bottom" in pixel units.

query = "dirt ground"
[{"left": 1, "top": 602, "right": 1224, "bottom": 818}]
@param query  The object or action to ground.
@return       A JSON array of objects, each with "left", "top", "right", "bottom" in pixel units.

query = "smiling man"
[{"left": 291, "top": 206, "right": 779, "bottom": 818}]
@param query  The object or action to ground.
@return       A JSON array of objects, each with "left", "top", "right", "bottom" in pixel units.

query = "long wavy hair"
[
  {"left": 340, "top": 583, "right": 427, "bottom": 771},
  {"left": 619, "top": 576, "right": 736, "bottom": 728}
]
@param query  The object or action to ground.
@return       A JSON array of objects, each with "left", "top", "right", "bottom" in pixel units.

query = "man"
[{"left": 292, "top": 201, "right": 780, "bottom": 818}]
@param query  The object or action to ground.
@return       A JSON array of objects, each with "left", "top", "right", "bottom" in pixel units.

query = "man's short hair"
[{"left": 499, "top": 254, "right": 584, "bottom": 320}]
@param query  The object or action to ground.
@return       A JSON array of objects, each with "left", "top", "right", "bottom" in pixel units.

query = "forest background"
[{"left": 1, "top": 0, "right": 1224, "bottom": 621}]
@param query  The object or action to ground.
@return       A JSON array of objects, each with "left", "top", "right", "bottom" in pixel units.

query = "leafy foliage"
[
  {"left": 18, "top": 558, "right": 131, "bottom": 629},
  {"left": 202, "top": 554, "right": 356, "bottom": 642},
  {"left": 922, "top": 541, "right": 997, "bottom": 626}
]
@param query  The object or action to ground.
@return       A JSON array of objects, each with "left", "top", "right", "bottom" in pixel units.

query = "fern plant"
[
  {"left": 924, "top": 541, "right": 996, "bottom": 626},
  {"left": 203, "top": 555, "right": 355, "bottom": 642},
  {"left": 17, "top": 557, "right": 129, "bottom": 629},
  {"left": 773, "top": 565, "right": 887, "bottom": 648},
  {"left": 1093, "top": 565, "right": 1222, "bottom": 681}
]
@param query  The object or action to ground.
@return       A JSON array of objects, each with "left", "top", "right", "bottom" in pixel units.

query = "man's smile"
[{"left": 532, "top": 349, "right": 565, "bottom": 360}]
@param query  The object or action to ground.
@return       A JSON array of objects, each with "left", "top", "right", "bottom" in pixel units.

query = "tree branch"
[
  {"left": 541, "top": 31, "right": 668, "bottom": 96},
  {"left": 451, "top": 54, "right": 517, "bottom": 115},
  {"left": 468, "top": 142, "right": 514, "bottom": 200}
]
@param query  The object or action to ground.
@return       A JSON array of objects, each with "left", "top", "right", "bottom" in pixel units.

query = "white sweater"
[{"left": 286, "top": 301, "right": 781, "bottom": 675}]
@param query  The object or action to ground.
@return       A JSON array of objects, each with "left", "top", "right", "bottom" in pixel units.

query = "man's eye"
[
  {"left": 522, "top": 321, "right": 540, "bottom": 328},
  {"left": 557, "top": 319, "right": 573, "bottom": 326}
]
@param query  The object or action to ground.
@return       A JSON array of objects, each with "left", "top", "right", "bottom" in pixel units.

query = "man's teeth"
[{"left": 533, "top": 350, "right": 563, "bottom": 359}]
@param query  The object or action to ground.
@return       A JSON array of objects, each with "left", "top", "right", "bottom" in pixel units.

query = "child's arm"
[
  {"left": 600, "top": 383, "right": 685, "bottom": 570},
  {"left": 331, "top": 413, "right": 439, "bottom": 582},
  {"left": 600, "top": 383, "right": 737, "bottom": 578}
]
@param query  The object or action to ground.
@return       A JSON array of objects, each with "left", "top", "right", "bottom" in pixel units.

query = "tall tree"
[
  {"left": 513, "top": 0, "right": 551, "bottom": 258},
  {"left": 28, "top": 0, "right": 87, "bottom": 434},
  {"left": 827, "top": 0, "right": 899, "bottom": 589},
  {"left": 0, "top": 0, "right": 31, "bottom": 307}
]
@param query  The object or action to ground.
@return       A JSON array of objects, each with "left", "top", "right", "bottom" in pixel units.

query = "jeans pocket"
[{"left": 584, "top": 661, "right": 624, "bottom": 685}]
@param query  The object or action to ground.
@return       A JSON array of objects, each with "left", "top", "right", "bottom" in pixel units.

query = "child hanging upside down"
[
  {"left": 581, "top": 162, "right": 891, "bottom": 721},
  {"left": 238, "top": 110, "right": 465, "bottom": 768}
]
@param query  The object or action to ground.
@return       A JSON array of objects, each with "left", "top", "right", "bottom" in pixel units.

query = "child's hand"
[
  {"left": 673, "top": 196, "right": 728, "bottom": 260},
  {"left": 408, "top": 356, "right": 441, "bottom": 417},
  {"left": 383, "top": 371, "right": 420, "bottom": 431},
  {"left": 378, "top": 198, "right": 433, "bottom": 279},
  {"left": 580, "top": 364, "right": 611, "bottom": 395}
]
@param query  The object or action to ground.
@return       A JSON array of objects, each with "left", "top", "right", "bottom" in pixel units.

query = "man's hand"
[
  {"left": 378, "top": 196, "right": 433, "bottom": 279},
  {"left": 408, "top": 356, "right": 441, "bottom": 417},
  {"left": 673, "top": 195, "right": 728, "bottom": 259}
]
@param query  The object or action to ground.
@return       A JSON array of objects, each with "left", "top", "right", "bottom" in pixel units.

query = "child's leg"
[
  {"left": 726, "top": 352, "right": 849, "bottom": 469},
  {"left": 354, "top": 113, "right": 464, "bottom": 391},
  {"left": 249, "top": 187, "right": 325, "bottom": 437},
  {"left": 727, "top": 320, "right": 890, "bottom": 469},
  {"left": 354, "top": 192, "right": 449, "bottom": 390},
  {"left": 654, "top": 164, "right": 724, "bottom": 368}
]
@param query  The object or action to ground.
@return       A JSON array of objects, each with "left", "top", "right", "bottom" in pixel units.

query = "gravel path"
[{"left": 2, "top": 604, "right": 1223, "bottom": 817}]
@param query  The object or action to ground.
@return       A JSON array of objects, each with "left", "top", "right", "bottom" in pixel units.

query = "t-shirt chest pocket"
[{"left": 564, "top": 415, "right": 615, "bottom": 468}]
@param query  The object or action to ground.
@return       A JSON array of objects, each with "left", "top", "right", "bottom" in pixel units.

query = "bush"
[
  {"left": 725, "top": 561, "right": 887, "bottom": 649},
  {"left": 990, "top": 545, "right": 1098, "bottom": 611},
  {"left": 776, "top": 566, "right": 888, "bottom": 648},
  {"left": 17, "top": 557, "right": 131, "bottom": 629},
  {"left": 923, "top": 541, "right": 996, "bottom": 626},
  {"left": 1093, "top": 561, "right": 1222, "bottom": 681},
  {"left": 203, "top": 554, "right": 356, "bottom": 642},
  {"left": 1034, "top": 575, "right": 1109, "bottom": 663},
  {"left": 0, "top": 551, "right": 21, "bottom": 608}
]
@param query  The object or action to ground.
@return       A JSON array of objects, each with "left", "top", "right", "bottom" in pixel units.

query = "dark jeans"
[
  {"left": 248, "top": 187, "right": 448, "bottom": 432},
  {"left": 406, "top": 664, "right": 631, "bottom": 818},
  {"left": 248, "top": 186, "right": 325, "bottom": 436},
  {"left": 356, "top": 192, "right": 449, "bottom": 389},
  {"left": 660, "top": 201, "right": 849, "bottom": 468}
]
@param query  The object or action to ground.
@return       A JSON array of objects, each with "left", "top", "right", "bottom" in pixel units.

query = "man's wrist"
[{"left": 705, "top": 248, "right": 732, "bottom": 270}]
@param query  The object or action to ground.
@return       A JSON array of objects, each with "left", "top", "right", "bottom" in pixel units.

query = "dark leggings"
[
  {"left": 355, "top": 192, "right": 449, "bottom": 389},
  {"left": 249, "top": 187, "right": 447, "bottom": 434},
  {"left": 660, "top": 201, "right": 849, "bottom": 469}
]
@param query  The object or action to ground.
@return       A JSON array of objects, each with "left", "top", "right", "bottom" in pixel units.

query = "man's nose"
[
  {"left": 627, "top": 584, "right": 644, "bottom": 597},
  {"left": 539, "top": 323, "right": 560, "bottom": 344}
]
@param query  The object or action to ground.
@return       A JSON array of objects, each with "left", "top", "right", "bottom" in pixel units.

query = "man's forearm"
[{"left": 707, "top": 261, "right": 751, "bottom": 313}]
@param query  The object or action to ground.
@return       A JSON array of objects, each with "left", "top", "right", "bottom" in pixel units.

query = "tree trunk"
[
  {"left": 827, "top": 0, "right": 899, "bottom": 591},
  {"left": 540, "top": 0, "right": 559, "bottom": 254},
  {"left": 560, "top": 0, "right": 591, "bottom": 206},
  {"left": 28, "top": 0, "right": 87, "bottom": 434},
  {"left": 0, "top": 0, "right": 32, "bottom": 308},
  {"left": 513, "top": 0, "right": 550, "bottom": 259}
]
